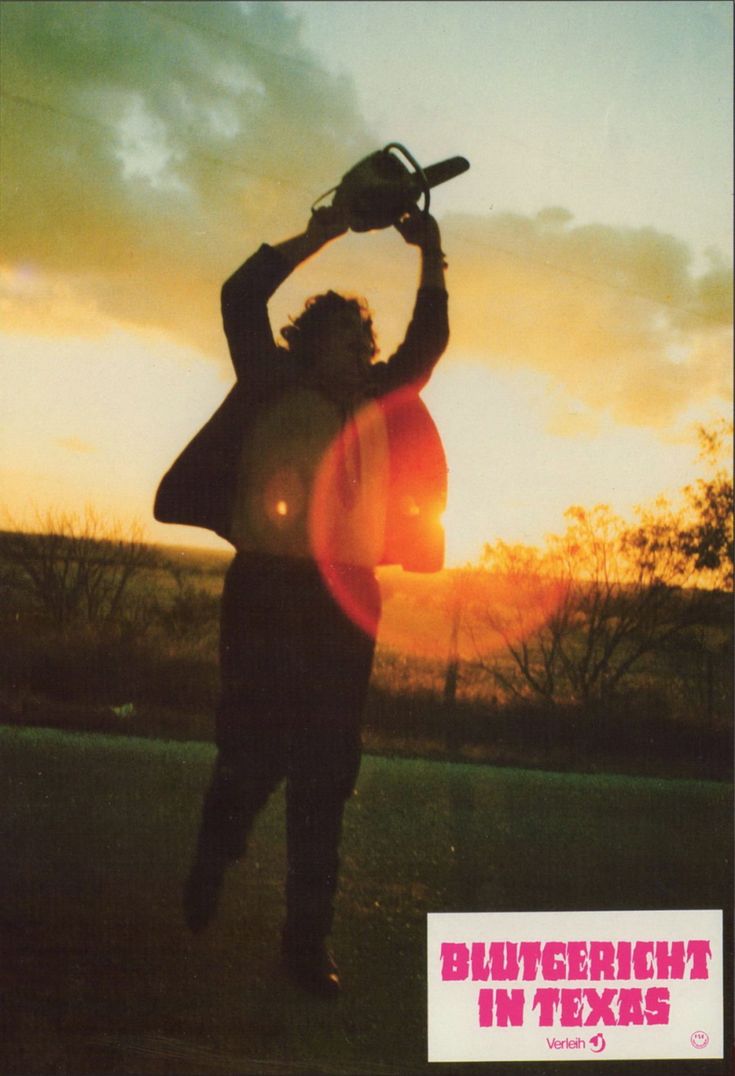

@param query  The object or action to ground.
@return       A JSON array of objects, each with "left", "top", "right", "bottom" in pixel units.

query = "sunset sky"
[{"left": 1, "top": 0, "right": 732, "bottom": 566}]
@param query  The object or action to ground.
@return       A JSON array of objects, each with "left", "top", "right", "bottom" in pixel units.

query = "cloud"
[
  {"left": 1, "top": 2, "right": 731, "bottom": 436},
  {"left": 0, "top": 0, "right": 375, "bottom": 355},
  {"left": 56, "top": 436, "right": 96, "bottom": 454},
  {"left": 441, "top": 209, "right": 733, "bottom": 430}
]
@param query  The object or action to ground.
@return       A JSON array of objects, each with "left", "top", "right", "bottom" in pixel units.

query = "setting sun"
[
  {"left": 421, "top": 359, "right": 715, "bottom": 567},
  {"left": 0, "top": 0, "right": 730, "bottom": 583}
]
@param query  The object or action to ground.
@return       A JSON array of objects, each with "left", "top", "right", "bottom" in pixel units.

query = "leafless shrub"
[{"left": 0, "top": 505, "right": 163, "bottom": 629}]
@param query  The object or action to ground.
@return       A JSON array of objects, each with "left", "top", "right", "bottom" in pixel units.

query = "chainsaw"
[{"left": 312, "top": 143, "right": 470, "bottom": 232}]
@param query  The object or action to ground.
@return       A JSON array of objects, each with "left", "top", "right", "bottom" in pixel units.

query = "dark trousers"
[{"left": 194, "top": 552, "right": 380, "bottom": 941}]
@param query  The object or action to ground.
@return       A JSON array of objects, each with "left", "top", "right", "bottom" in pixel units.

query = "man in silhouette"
[{"left": 155, "top": 202, "right": 448, "bottom": 997}]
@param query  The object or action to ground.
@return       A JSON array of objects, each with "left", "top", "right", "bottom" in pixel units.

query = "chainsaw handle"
[
  {"left": 383, "top": 142, "right": 431, "bottom": 217},
  {"left": 310, "top": 185, "right": 338, "bottom": 215}
]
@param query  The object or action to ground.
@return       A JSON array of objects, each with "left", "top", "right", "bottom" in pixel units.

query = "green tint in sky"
[
  {"left": 0, "top": 0, "right": 732, "bottom": 560},
  {"left": 285, "top": 0, "right": 733, "bottom": 260}
]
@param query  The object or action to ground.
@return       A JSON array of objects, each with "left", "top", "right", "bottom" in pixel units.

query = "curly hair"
[{"left": 280, "top": 290, "right": 376, "bottom": 364}]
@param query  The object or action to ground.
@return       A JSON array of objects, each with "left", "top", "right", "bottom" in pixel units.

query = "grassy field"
[
  {"left": 2, "top": 535, "right": 732, "bottom": 785},
  {"left": 1, "top": 724, "right": 732, "bottom": 1075}
]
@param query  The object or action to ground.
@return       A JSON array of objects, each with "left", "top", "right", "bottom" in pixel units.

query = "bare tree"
[
  {"left": 474, "top": 502, "right": 705, "bottom": 707},
  {"left": 467, "top": 543, "right": 568, "bottom": 704},
  {"left": 442, "top": 567, "right": 474, "bottom": 707},
  {"left": 472, "top": 423, "right": 733, "bottom": 708},
  {"left": 0, "top": 506, "right": 162, "bottom": 629}
]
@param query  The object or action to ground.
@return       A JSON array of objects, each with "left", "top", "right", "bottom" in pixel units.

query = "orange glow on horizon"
[{"left": 309, "top": 383, "right": 447, "bottom": 643}]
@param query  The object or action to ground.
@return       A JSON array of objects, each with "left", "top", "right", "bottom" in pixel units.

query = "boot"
[
  {"left": 282, "top": 930, "right": 341, "bottom": 998},
  {"left": 183, "top": 853, "right": 227, "bottom": 933}
]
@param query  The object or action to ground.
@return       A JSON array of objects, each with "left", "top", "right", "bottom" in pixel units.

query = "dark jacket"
[{"left": 154, "top": 244, "right": 449, "bottom": 571}]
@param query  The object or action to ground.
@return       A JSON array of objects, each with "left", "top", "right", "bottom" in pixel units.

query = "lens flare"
[{"left": 309, "top": 383, "right": 447, "bottom": 649}]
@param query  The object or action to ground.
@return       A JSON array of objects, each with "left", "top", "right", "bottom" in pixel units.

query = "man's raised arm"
[
  {"left": 270, "top": 205, "right": 350, "bottom": 270},
  {"left": 372, "top": 210, "right": 449, "bottom": 394},
  {"left": 220, "top": 206, "right": 350, "bottom": 382},
  {"left": 400, "top": 210, "right": 447, "bottom": 293}
]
